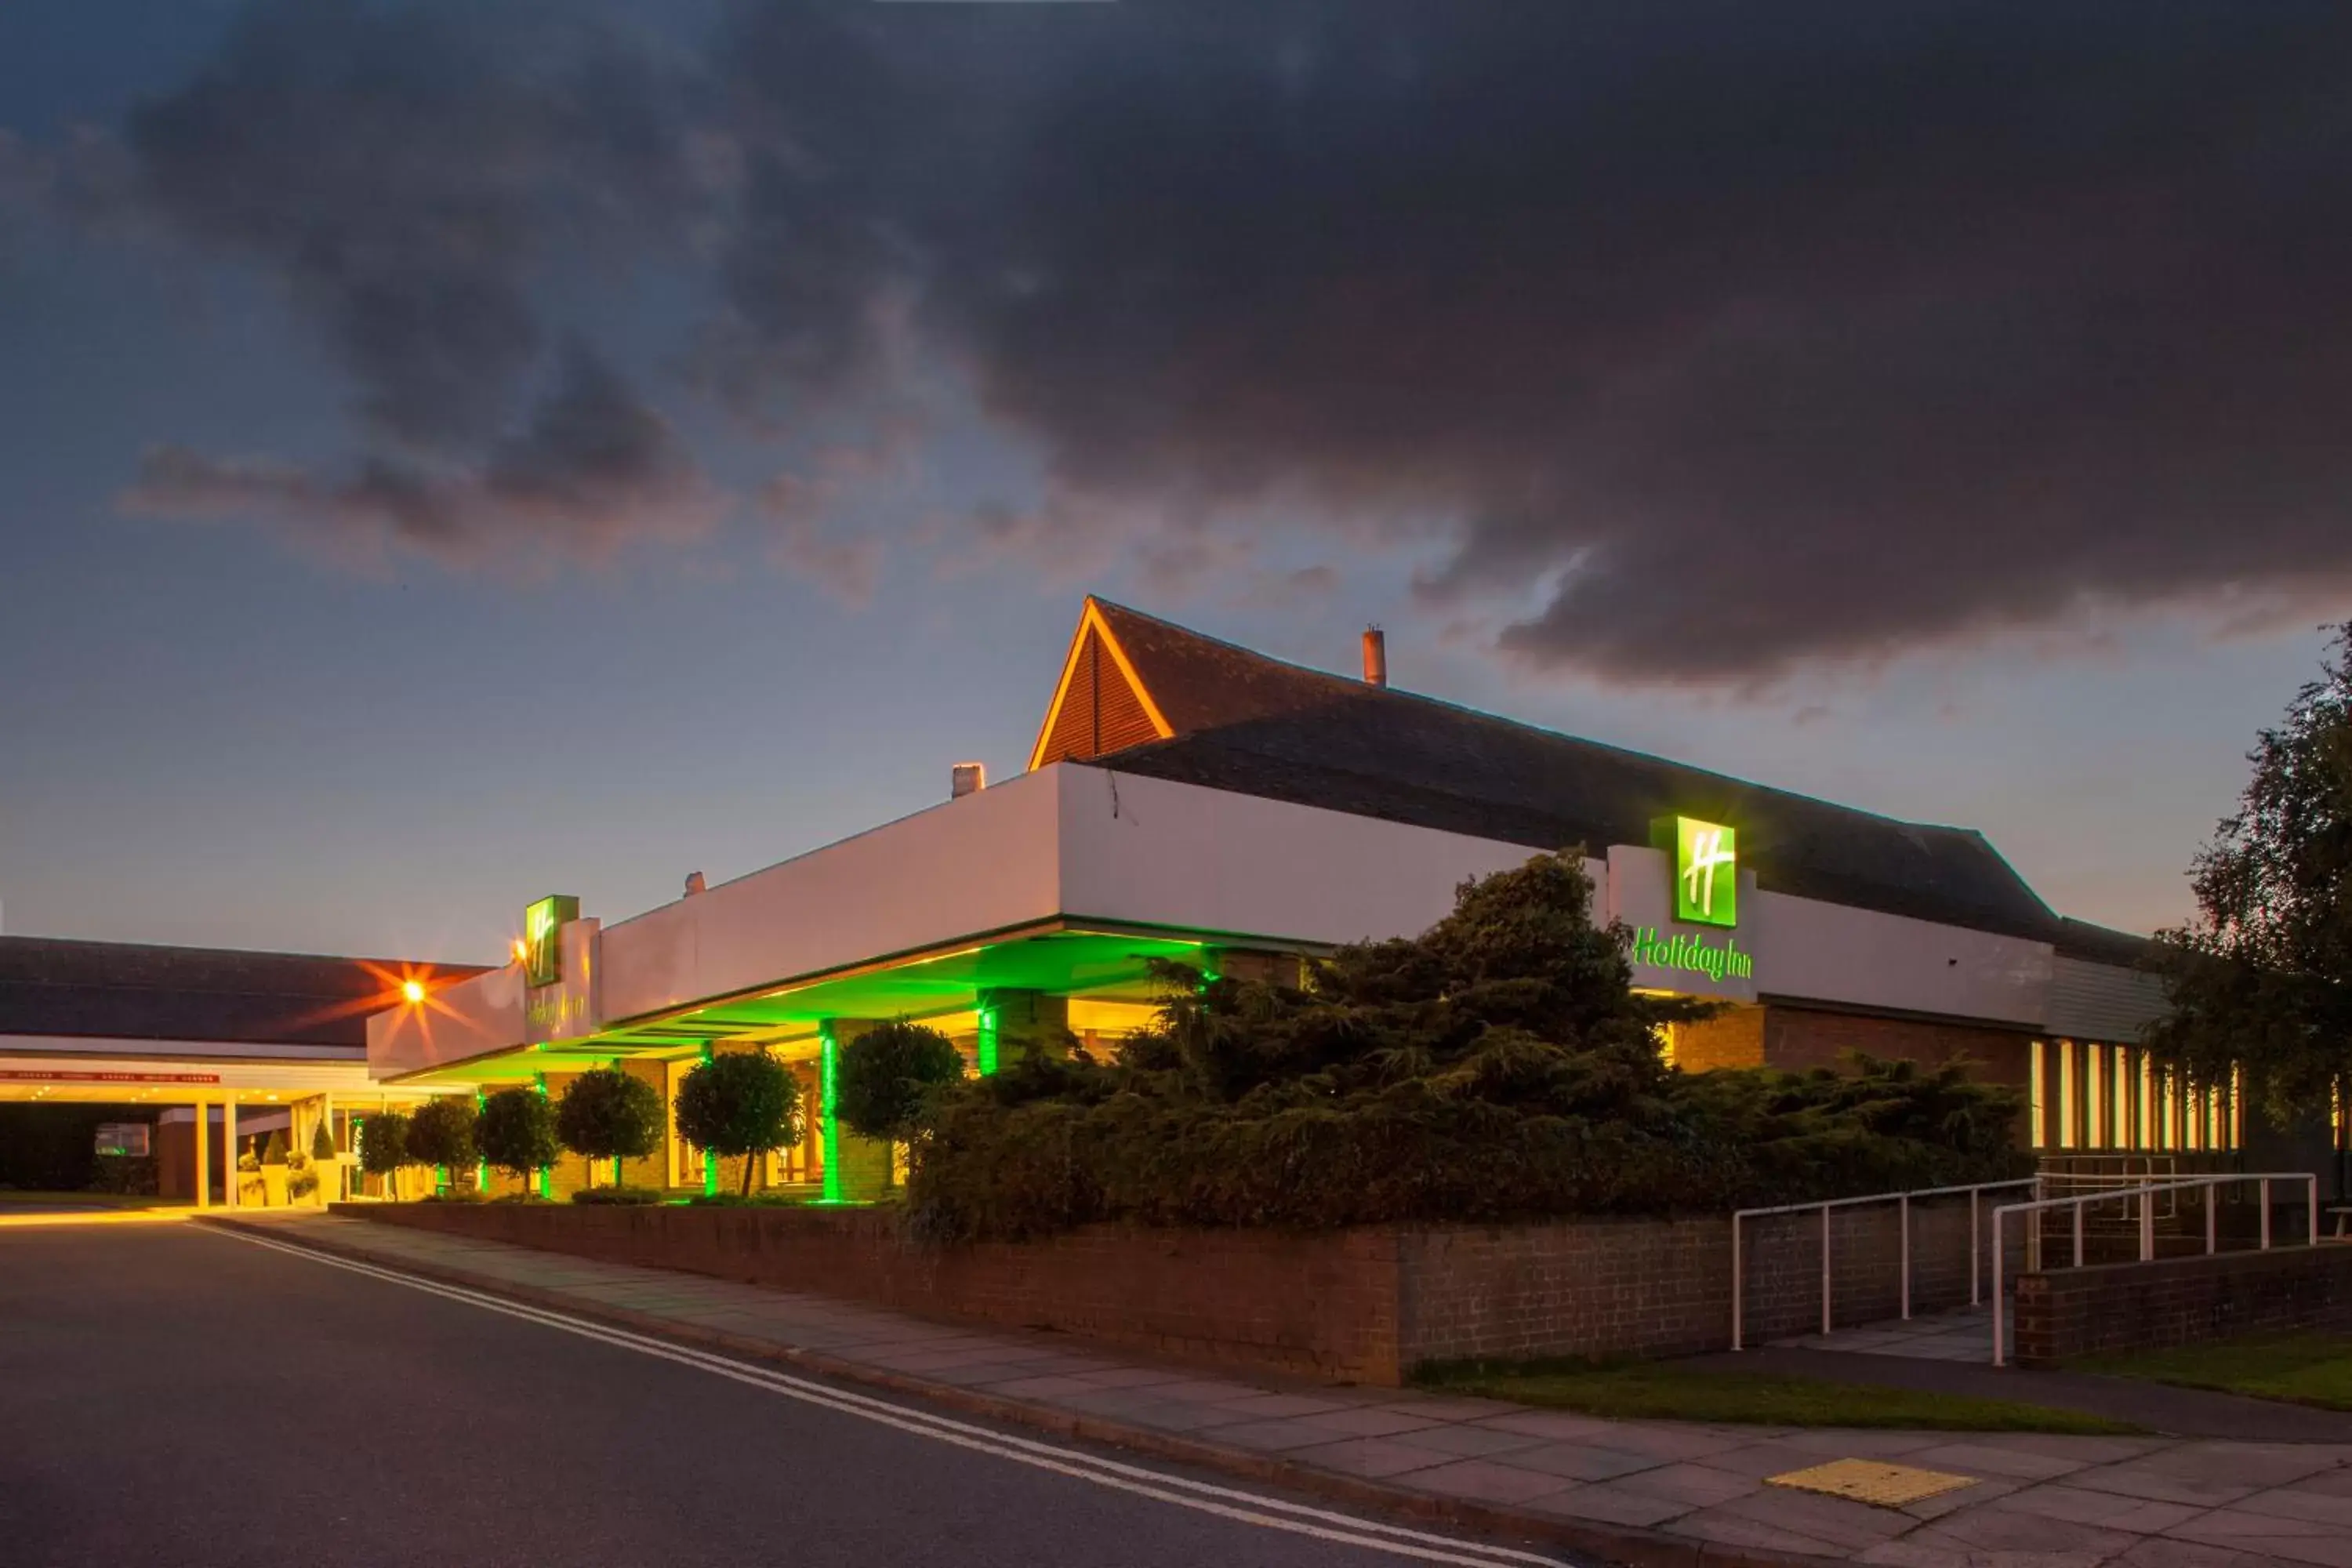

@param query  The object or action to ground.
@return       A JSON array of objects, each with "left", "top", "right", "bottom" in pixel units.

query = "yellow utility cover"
[{"left": 1766, "top": 1459, "right": 1978, "bottom": 1508}]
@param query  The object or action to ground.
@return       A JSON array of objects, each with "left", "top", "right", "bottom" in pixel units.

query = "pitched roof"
[
  {"left": 0, "top": 935, "right": 485, "bottom": 1050},
  {"left": 1049, "top": 597, "right": 2116, "bottom": 949}
]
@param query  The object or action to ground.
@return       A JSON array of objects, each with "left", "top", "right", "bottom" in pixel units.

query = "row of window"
[{"left": 2028, "top": 1038, "right": 2238, "bottom": 1153}]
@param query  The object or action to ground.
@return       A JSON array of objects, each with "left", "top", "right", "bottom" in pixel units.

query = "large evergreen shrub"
[{"left": 910, "top": 851, "right": 2027, "bottom": 1240}]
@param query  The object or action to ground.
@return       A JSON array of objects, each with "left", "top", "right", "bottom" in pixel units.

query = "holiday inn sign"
[{"left": 1674, "top": 816, "right": 1738, "bottom": 928}]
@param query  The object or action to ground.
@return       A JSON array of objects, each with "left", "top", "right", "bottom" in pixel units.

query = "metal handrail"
[
  {"left": 1991, "top": 1172, "right": 2321, "bottom": 1366},
  {"left": 1730, "top": 1177, "right": 2040, "bottom": 1352}
]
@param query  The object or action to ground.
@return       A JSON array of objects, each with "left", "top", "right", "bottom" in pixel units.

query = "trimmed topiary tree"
[
  {"left": 835, "top": 1020, "right": 964, "bottom": 1188},
  {"left": 310, "top": 1118, "right": 337, "bottom": 1162},
  {"left": 406, "top": 1098, "right": 478, "bottom": 1192},
  {"left": 554, "top": 1067, "right": 663, "bottom": 1189},
  {"left": 676, "top": 1050, "right": 802, "bottom": 1196},
  {"left": 260, "top": 1131, "right": 289, "bottom": 1167},
  {"left": 356, "top": 1110, "right": 412, "bottom": 1199},
  {"left": 476, "top": 1087, "right": 560, "bottom": 1197}
]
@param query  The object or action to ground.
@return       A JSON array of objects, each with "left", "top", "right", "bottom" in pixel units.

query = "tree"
[
  {"left": 310, "top": 1118, "right": 337, "bottom": 1162},
  {"left": 554, "top": 1067, "right": 663, "bottom": 1187},
  {"left": 356, "top": 1109, "right": 412, "bottom": 1198},
  {"left": 260, "top": 1130, "right": 289, "bottom": 1167},
  {"left": 2151, "top": 623, "right": 2352, "bottom": 1126},
  {"left": 406, "top": 1097, "right": 479, "bottom": 1190},
  {"left": 834, "top": 1020, "right": 965, "bottom": 1185},
  {"left": 676, "top": 1050, "right": 802, "bottom": 1196},
  {"left": 476, "top": 1087, "right": 560, "bottom": 1196}
]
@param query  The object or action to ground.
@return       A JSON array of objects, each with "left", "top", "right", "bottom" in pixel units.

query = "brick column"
[
  {"left": 1206, "top": 947, "right": 1307, "bottom": 989},
  {"left": 976, "top": 989, "right": 1072, "bottom": 1073},
  {"left": 820, "top": 1019, "right": 897, "bottom": 1203}
]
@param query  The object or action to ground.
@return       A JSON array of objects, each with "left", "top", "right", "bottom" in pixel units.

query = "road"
[{"left": 0, "top": 1225, "right": 1567, "bottom": 1568}]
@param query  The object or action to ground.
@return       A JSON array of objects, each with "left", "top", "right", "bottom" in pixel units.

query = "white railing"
[
  {"left": 1990, "top": 1172, "right": 2321, "bottom": 1366},
  {"left": 1730, "top": 1178, "right": 2040, "bottom": 1352}
]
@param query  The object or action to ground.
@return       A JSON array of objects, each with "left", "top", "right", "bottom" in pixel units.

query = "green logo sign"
[
  {"left": 1675, "top": 817, "right": 1738, "bottom": 927},
  {"left": 524, "top": 895, "right": 578, "bottom": 989},
  {"left": 1629, "top": 926, "right": 1753, "bottom": 984}
]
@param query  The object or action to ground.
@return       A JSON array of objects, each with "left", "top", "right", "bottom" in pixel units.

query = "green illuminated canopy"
[{"left": 403, "top": 927, "right": 1215, "bottom": 1086}]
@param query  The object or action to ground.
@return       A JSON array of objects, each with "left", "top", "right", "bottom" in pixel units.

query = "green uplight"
[
  {"left": 820, "top": 1025, "right": 841, "bottom": 1205},
  {"left": 976, "top": 1006, "right": 1000, "bottom": 1076}
]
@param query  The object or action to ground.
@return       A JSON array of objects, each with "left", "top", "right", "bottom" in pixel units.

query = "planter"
[{"left": 261, "top": 1167, "right": 290, "bottom": 1207}]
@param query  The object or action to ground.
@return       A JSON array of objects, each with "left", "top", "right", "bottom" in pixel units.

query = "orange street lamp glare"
[{"left": 401, "top": 980, "right": 426, "bottom": 1004}]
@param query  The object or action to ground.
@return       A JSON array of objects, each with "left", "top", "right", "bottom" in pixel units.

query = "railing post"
[
  {"left": 1970, "top": 1188, "right": 1982, "bottom": 1308},
  {"left": 2140, "top": 1186, "right": 2154, "bottom": 1261},
  {"left": 1900, "top": 1193, "right": 1912, "bottom": 1320},
  {"left": 1821, "top": 1204, "right": 1834, "bottom": 1336},
  {"left": 2262, "top": 1178, "right": 2273, "bottom": 1250},
  {"left": 1992, "top": 1207, "right": 2007, "bottom": 1367},
  {"left": 2073, "top": 1198, "right": 2085, "bottom": 1269},
  {"left": 1731, "top": 1214, "right": 1744, "bottom": 1352},
  {"left": 2310, "top": 1176, "right": 2321, "bottom": 1248},
  {"left": 2207, "top": 1183, "right": 2218, "bottom": 1254}
]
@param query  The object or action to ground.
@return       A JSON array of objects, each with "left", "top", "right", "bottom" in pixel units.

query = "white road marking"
[{"left": 210, "top": 1226, "right": 1571, "bottom": 1568}]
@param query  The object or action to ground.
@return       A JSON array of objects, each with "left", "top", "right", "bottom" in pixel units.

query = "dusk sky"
[{"left": 5, "top": 1, "right": 2350, "bottom": 966}]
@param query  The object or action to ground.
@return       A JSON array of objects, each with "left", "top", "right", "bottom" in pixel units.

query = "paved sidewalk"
[{"left": 209, "top": 1212, "right": 2352, "bottom": 1568}]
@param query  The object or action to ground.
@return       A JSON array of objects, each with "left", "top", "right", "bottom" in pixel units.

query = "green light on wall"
[
  {"left": 976, "top": 1006, "right": 1000, "bottom": 1076},
  {"left": 699, "top": 1043, "right": 719, "bottom": 1197},
  {"left": 533, "top": 1071, "right": 552, "bottom": 1199},
  {"left": 820, "top": 1025, "right": 841, "bottom": 1204},
  {"left": 1674, "top": 816, "right": 1738, "bottom": 928}
]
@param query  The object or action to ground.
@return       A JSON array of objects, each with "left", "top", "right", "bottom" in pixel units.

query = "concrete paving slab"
[
  {"left": 1282, "top": 1436, "right": 1461, "bottom": 1480},
  {"left": 1986, "top": 1482, "right": 2211, "bottom": 1534},
  {"left": 1521, "top": 1479, "right": 1698, "bottom": 1528},
  {"left": 1393, "top": 1458, "right": 1586, "bottom": 1508},
  {"left": 1490, "top": 1440, "right": 1668, "bottom": 1483}
]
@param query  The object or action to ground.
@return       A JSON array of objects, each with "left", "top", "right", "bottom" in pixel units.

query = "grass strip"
[{"left": 2073, "top": 1333, "right": 2352, "bottom": 1411}]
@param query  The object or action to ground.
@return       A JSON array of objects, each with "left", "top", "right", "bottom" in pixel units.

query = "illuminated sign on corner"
[
  {"left": 524, "top": 895, "right": 579, "bottom": 989},
  {"left": 1672, "top": 817, "right": 1738, "bottom": 928}
]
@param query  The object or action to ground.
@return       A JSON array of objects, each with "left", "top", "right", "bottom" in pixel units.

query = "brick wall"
[
  {"left": 350, "top": 1191, "right": 2006, "bottom": 1383},
  {"left": 1762, "top": 1006, "right": 2031, "bottom": 1087},
  {"left": 1397, "top": 1195, "right": 2020, "bottom": 1364},
  {"left": 2013, "top": 1244, "right": 2352, "bottom": 1365},
  {"left": 353, "top": 1203, "right": 1406, "bottom": 1382},
  {"left": 1671, "top": 1007, "right": 1765, "bottom": 1072}
]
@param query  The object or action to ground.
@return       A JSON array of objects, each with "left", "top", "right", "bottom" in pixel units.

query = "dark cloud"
[
  {"left": 704, "top": 0, "right": 2352, "bottom": 684},
  {"left": 65, "top": 2, "right": 2352, "bottom": 673},
  {"left": 122, "top": 0, "right": 711, "bottom": 450},
  {"left": 122, "top": 346, "right": 718, "bottom": 569}
]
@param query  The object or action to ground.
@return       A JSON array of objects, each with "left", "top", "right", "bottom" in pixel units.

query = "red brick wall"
[
  {"left": 1397, "top": 1195, "right": 2021, "bottom": 1364},
  {"left": 1671, "top": 1007, "right": 1766, "bottom": 1072},
  {"left": 347, "top": 1193, "right": 2009, "bottom": 1382},
  {"left": 350, "top": 1203, "right": 1406, "bottom": 1382},
  {"left": 1762, "top": 1006, "right": 2031, "bottom": 1087},
  {"left": 2014, "top": 1244, "right": 2352, "bottom": 1365}
]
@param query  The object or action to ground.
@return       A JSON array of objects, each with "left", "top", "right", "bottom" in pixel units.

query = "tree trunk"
[{"left": 741, "top": 1150, "right": 755, "bottom": 1197}]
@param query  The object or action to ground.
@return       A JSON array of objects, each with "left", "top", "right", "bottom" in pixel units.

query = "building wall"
[
  {"left": 1762, "top": 1005, "right": 2032, "bottom": 1089},
  {"left": 2047, "top": 956, "right": 2168, "bottom": 1045},
  {"left": 1669, "top": 1007, "right": 1766, "bottom": 1072}
]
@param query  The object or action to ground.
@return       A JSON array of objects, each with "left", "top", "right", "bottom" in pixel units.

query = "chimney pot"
[
  {"left": 684, "top": 871, "right": 706, "bottom": 897},
  {"left": 952, "top": 761, "right": 987, "bottom": 800},
  {"left": 1362, "top": 626, "right": 1388, "bottom": 688}
]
